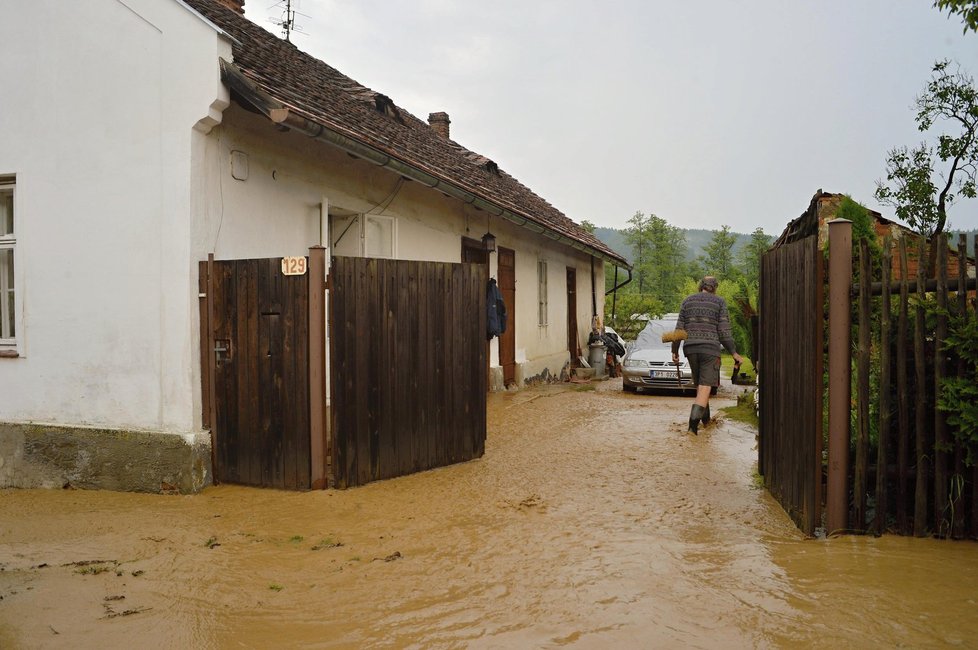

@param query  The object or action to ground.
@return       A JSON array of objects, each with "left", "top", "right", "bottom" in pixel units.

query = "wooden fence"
[
  {"left": 329, "top": 257, "right": 487, "bottom": 488},
  {"left": 852, "top": 233, "right": 977, "bottom": 537},
  {"left": 758, "top": 234, "right": 824, "bottom": 535}
]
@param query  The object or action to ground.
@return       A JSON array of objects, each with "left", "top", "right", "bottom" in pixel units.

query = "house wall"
[
  {"left": 0, "top": 1, "right": 608, "bottom": 492},
  {"left": 0, "top": 0, "right": 230, "bottom": 491},
  {"left": 194, "top": 106, "right": 605, "bottom": 388}
]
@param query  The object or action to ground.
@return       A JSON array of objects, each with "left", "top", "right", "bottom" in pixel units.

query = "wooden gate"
[
  {"left": 758, "top": 234, "right": 824, "bottom": 535},
  {"left": 200, "top": 252, "right": 327, "bottom": 490},
  {"left": 329, "top": 257, "right": 487, "bottom": 488}
]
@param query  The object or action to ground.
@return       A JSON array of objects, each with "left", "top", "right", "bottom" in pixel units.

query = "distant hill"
[{"left": 593, "top": 226, "right": 758, "bottom": 264}]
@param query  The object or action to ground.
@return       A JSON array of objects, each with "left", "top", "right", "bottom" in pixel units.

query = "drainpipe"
[{"left": 590, "top": 257, "right": 596, "bottom": 321}]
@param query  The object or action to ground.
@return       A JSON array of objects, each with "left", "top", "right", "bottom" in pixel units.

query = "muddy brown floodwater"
[{"left": 2, "top": 381, "right": 978, "bottom": 649}]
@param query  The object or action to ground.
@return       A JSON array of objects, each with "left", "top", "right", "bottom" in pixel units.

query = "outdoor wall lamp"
[
  {"left": 482, "top": 231, "right": 496, "bottom": 252},
  {"left": 482, "top": 214, "right": 496, "bottom": 252}
]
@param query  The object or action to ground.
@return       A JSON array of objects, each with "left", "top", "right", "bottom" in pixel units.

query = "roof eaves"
[{"left": 220, "top": 59, "right": 630, "bottom": 268}]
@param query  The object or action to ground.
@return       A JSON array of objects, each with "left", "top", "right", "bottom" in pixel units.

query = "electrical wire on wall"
[
  {"left": 365, "top": 177, "right": 404, "bottom": 216},
  {"left": 211, "top": 131, "right": 227, "bottom": 252}
]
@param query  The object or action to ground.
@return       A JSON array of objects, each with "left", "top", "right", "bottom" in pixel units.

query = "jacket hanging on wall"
[{"left": 487, "top": 278, "right": 507, "bottom": 340}]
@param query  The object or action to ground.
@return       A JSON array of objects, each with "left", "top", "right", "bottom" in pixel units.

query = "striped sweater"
[{"left": 674, "top": 291, "right": 738, "bottom": 356}]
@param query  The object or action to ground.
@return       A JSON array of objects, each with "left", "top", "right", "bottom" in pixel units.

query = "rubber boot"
[
  {"left": 701, "top": 404, "right": 711, "bottom": 426},
  {"left": 688, "top": 404, "right": 706, "bottom": 435}
]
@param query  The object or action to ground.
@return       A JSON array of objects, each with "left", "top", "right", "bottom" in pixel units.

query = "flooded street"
[{"left": 2, "top": 381, "right": 977, "bottom": 649}]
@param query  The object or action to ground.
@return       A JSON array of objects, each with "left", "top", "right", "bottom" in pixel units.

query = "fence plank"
[
  {"left": 934, "top": 235, "right": 949, "bottom": 536},
  {"left": 955, "top": 234, "right": 968, "bottom": 538},
  {"left": 876, "top": 237, "right": 892, "bottom": 535},
  {"left": 897, "top": 237, "right": 910, "bottom": 534},
  {"left": 972, "top": 234, "right": 978, "bottom": 539},
  {"left": 913, "top": 238, "right": 929, "bottom": 537},
  {"left": 855, "top": 238, "right": 871, "bottom": 529}
]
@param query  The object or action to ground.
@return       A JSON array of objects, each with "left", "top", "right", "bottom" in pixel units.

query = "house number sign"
[{"left": 281, "top": 256, "right": 308, "bottom": 276}]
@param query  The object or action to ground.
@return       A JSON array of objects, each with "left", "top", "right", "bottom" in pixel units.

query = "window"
[
  {"left": 0, "top": 180, "right": 15, "bottom": 349},
  {"left": 364, "top": 215, "right": 395, "bottom": 259},
  {"left": 537, "top": 258, "right": 548, "bottom": 326}
]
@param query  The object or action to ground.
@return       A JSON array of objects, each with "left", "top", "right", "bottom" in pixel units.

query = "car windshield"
[{"left": 632, "top": 317, "right": 679, "bottom": 351}]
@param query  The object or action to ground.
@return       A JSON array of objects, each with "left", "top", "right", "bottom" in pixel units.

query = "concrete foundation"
[{"left": 0, "top": 423, "right": 212, "bottom": 494}]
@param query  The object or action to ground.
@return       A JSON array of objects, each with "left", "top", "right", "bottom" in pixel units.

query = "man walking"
[{"left": 671, "top": 276, "right": 743, "bottom": 434}]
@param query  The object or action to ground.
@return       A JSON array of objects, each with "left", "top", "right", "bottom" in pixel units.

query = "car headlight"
[{"left": 624, "top": 358, "right": 646, "bottom": 368}]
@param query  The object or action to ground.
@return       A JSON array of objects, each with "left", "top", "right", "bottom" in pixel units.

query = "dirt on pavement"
[{"left": 1, "top": 380, "right": 977, "bottom": 648}]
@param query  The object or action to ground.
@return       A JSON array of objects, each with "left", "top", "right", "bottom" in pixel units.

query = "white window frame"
[
  {"left": 538, "top": 258, "right": 548, "bottom": 326},
  {"left": 363, "top": 214, "right": 397, "bottom": 259},
  {"left": 0, "top": 178, "right": 17, "bottom": 354}
]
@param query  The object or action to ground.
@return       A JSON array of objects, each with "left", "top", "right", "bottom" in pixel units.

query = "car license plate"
[{"left": 651, "top": 370, "right": 676, "bottom": 379}]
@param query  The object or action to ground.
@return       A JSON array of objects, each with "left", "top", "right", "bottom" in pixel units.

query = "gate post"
[
  {"left": 309, "top": 246, "right": 328, "bottom": 489},
  {"left": 827, "top": 219, "right": 852, "bottom": 534}
]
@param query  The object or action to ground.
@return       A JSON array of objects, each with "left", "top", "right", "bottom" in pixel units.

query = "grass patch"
[
  {"left": 204, "top": 537, "right": 220, "bottom": 549},
  {"left": 720, "top": 392, "right": 759, "bottom": 429},
  {"left": 288, "top": 535, "right": 304, "bottom": 544},
  {"left": 268, "top": 584, "right": 284, "bottom": 592},
  {"left": 750, "top": 463, "right": 765, "bottom": 490},
  {"left": 721, "top": 353, "right": 755, "bottom": 381},
  {"left": 571, "top": 383, "right": 597, "bottom": 392}
]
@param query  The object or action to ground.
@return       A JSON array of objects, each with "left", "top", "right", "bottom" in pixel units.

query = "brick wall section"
[{"left": 813, "top": 193, "right": 974, "bottom": 281}]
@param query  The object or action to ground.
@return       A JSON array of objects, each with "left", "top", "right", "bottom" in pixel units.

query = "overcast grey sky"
[{"left": 245, "top": 1, "right": 978, "bottom": 236}]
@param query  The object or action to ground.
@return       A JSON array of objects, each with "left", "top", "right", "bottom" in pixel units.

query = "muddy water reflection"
[{"left": 2, "top": 382, "right": 977, "bottom": 648}]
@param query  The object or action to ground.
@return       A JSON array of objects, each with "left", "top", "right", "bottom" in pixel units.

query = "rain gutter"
[{"left": 219, "top": 59, "right": 631, "bottom": 269}]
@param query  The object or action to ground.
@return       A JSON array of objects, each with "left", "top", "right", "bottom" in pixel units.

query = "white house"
[{"left": 0, "top": 0, "right": 629, "bottom": 492}]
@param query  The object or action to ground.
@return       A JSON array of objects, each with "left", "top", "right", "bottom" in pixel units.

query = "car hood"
[{"left": 625, "top": 347, "right": 687, "bottom": 365}]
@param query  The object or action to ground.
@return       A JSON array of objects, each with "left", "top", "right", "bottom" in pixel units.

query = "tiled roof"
[{"left": 183, "top": 0, "right": 627, "bottom": 266}]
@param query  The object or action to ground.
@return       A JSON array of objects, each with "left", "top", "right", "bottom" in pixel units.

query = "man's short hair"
[{"left": 699, "top": 276, "right": 719, "bottom": 292}]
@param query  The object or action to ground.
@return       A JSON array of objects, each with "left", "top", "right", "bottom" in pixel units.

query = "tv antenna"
[{"left": 268, "top": 0, "right": 309, "bottom": 42}]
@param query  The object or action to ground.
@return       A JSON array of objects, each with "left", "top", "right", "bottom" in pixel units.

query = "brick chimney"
[
  {"left": 216, "top": 0, "right": 245, "bottom": 14},
  {"left": 428, "top": 112, "right": 451, "bottom": 139}
]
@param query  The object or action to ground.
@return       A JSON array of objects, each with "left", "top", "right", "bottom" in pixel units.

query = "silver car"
[{"left": 621, "top": 315, "right": 696, "bottom": 394}]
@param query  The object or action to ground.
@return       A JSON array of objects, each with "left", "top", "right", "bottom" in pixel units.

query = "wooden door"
[
  {"left": 497, "top": 247, "right": 516, "bottom": 386},
  {"left": 205, "top": 257, "right": 312, "bottom": 490},
  {"left": 566, "top": 267, "right": 579, "bottom": 364}
]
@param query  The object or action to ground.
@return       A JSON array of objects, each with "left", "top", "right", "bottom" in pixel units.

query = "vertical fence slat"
[
  {"left": 955, "top": 233, "right": 968, "bottom": 538},
  {"left": 913, "top": 237, "right": 929, "bottom": 537},
  {"left": 855, "top": 237, "right": 871, "bottom": 529},
  {"left": 876, "top": 236, "right": 892, "bottom": 535},
  {"left": 897, "top": 237, "right": 910, "bottom": 534},
  {"left": 934, "top": 234, "right": 949, "bottom": 536},
  {"left": 972, "top": 234, "right": 978, "bottom": 539}
]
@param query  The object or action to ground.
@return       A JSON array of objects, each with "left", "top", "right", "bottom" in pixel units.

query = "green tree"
[
  {"left": 605, "top": 292, "right": 663, "bottom": 339},
  {"left": 935, "top": 0, "right": 978, "bottom": 33},
  {"left": 736, "top": 227, "right": 771, "bottom": 289},
  {"left": 701, "top": 225, "right": 738, "bottom": 280},
  {"left": 579, "top": 219, "right": 596, "bottom": 234},
  {"left": 875, "top": 60, "right": 978, "bottom": 244},
  {"left": 623, "top": 211, "right": 688, "bottom": 311}
]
